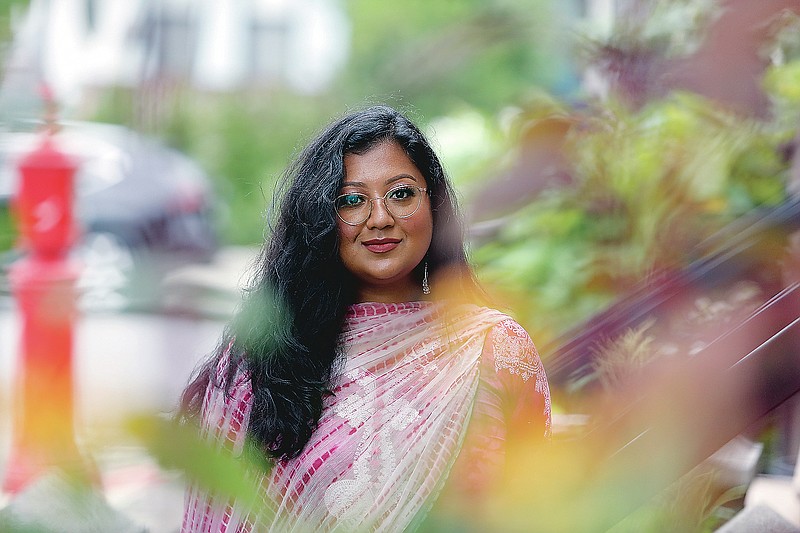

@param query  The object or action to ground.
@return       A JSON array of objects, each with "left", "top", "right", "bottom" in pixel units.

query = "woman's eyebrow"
[{"left": 386, "top": 174, "right": 419, "bottom": 185}]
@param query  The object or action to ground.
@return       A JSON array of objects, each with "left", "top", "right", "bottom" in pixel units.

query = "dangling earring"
[{"left": 422, "top": 262, "right": 431, "bottom": 295}]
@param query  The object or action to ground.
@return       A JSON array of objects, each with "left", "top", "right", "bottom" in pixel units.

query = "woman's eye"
[
  {"left": 337, "top": 194, "right": 365, "bottom": 208},
  {"left": 387, "top": 186, "right": 416, "bottom": 200}
]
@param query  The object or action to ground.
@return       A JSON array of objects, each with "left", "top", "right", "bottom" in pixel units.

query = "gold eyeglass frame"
[{"left": 335, "top": 185, "right": 428, "bottom": 226}]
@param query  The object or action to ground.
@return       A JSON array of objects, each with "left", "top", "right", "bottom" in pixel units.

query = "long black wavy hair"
[{"left": 180, "top": 105, "right": 479, "bottom": 460}]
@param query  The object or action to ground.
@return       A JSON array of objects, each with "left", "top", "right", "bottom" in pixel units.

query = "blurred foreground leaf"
[{"left": 125, "top": 414, "right": 272, "bottom": 515}]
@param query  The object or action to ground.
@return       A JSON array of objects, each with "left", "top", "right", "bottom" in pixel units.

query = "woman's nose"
[{"left": 365, "top": 197, "right": 394, "bottom": 228}]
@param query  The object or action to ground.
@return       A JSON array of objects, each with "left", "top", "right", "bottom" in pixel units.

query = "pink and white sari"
[{"left": 182, "top": 301, "right": 550, "bottom": 532}]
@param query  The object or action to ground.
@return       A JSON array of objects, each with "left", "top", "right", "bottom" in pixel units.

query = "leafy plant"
[
  {"left": 472, "top": 89, "right": 793, "bottom": 346},
  {"left": 591, "top": 318, "right": 657, "bottom": 390}
]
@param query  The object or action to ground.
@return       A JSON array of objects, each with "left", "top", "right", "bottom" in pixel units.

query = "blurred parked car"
[{"left": 0, "top": 122, "right": 218, "bottom": 311}]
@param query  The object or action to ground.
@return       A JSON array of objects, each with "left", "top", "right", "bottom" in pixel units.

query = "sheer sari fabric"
[{"left": 182, "top": 301, "right": 548, "bottom": 532}]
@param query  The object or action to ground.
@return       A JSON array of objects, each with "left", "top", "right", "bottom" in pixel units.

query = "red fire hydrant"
[{"left": 2, "top": 119, "right": 84, "bottom": 493}]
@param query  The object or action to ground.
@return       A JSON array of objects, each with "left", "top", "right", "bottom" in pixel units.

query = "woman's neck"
[{"left": 355, "top": 283, "right": 425, "bottom": 304}]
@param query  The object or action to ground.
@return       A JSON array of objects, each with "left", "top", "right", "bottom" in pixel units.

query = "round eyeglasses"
[{"left": 335, "top": 185, "right": 428, "bottom": 226}]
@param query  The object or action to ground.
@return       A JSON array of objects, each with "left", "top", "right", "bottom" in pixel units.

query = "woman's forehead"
[{"left": 341, "top": 142, "right": 424, "bottom": 188}]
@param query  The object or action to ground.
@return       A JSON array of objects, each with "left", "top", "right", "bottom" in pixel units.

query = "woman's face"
[{"left": 337, "top": 141, "right": 433, "bottom": 303}]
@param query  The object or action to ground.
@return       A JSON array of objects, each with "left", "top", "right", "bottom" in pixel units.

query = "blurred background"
[{"left": 0, "top": 0, "right": 800, "bottom": 531}]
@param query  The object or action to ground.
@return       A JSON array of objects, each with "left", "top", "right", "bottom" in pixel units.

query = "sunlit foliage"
[{"left": 472, "top": 84, "right": 797, "bottom": 346}]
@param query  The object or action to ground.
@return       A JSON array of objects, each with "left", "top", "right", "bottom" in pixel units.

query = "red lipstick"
[{"left": 362, "top": 238, "right": 400, "bottom": 253}]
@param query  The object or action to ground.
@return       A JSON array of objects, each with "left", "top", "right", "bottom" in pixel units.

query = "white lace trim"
[
  {"left": 493, "top": 320, "right": 540, "bottom": 383},
  {"left": 492, "top": 319, "right": 552, "bottom": 436}
]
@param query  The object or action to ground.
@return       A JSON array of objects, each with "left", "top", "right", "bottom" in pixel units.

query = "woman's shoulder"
[
  {"left": 478, "top": 313, "right": 543, "bottom": 384},
  {"left": 462, "top": 305, "right": 532, "bottom": 339},
  {"left": 489, "top": 315, "right": 532, "bottom": 344}
]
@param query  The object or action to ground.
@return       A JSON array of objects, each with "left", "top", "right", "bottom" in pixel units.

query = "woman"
[{"left": 180, "top": 105, "right": 550, "bottom": 532}]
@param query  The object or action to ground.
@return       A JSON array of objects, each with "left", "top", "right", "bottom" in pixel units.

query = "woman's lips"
[{"left": 362, "top": 238, "right": 401, "bottom": 253}]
